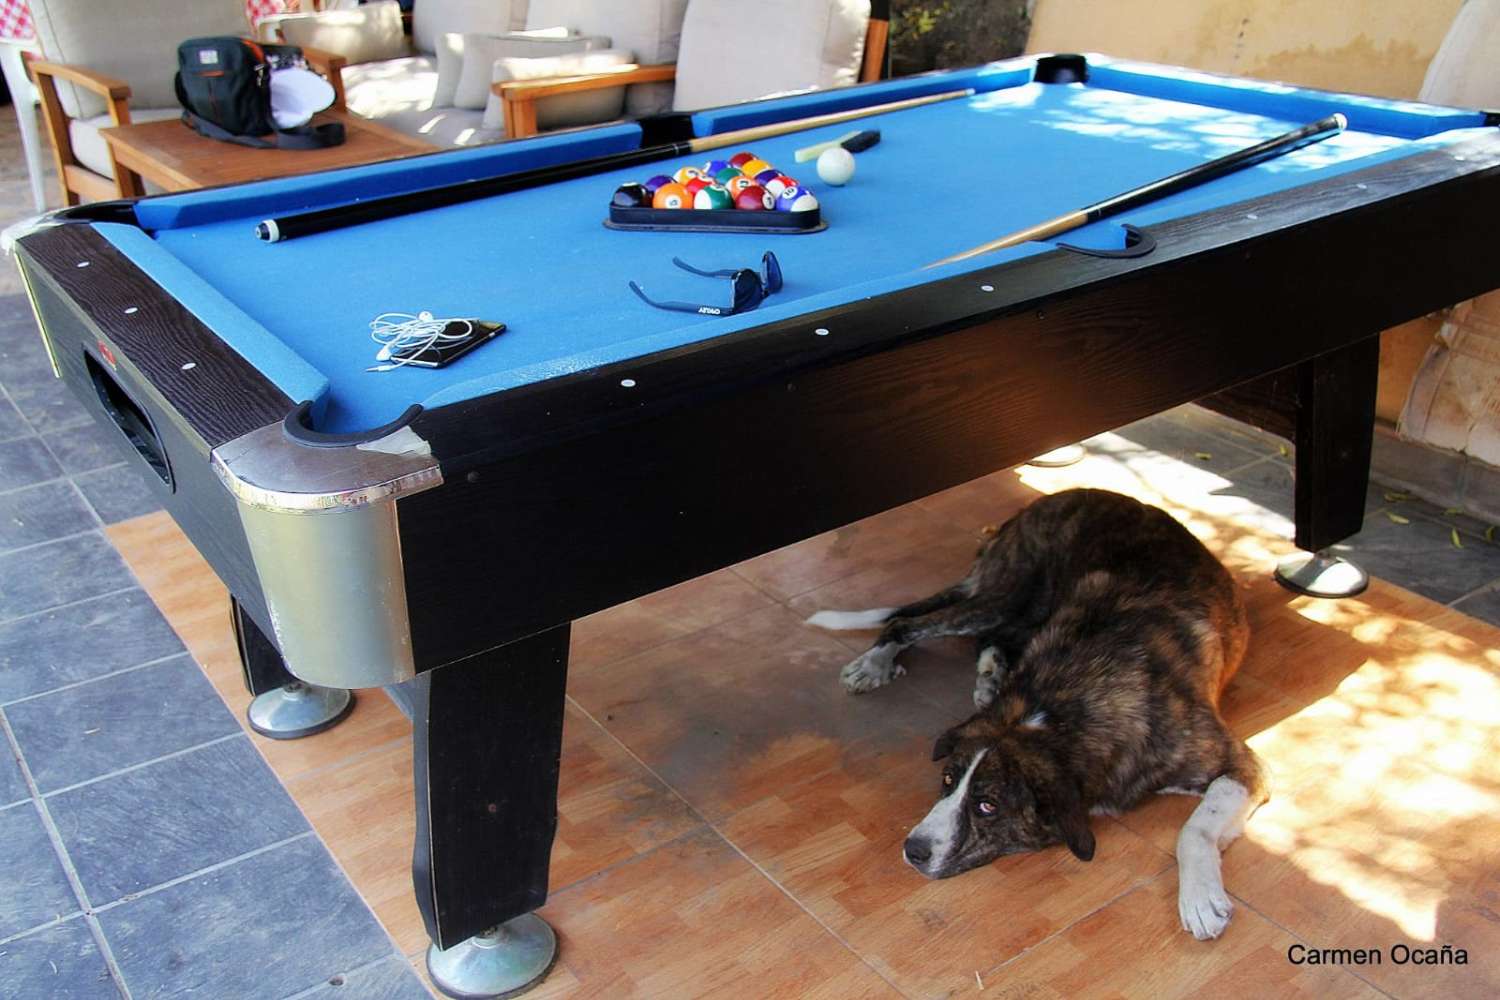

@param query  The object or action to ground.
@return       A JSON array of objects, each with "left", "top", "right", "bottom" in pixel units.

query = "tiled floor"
[
  {"left": 4, "top": 96, "right": 1500, "bottom": 999},
  {"left": 0, "top": 107, "right": 428, "bottom": 997}
]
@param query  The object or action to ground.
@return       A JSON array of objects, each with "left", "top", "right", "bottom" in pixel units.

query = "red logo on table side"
[{"left": 96, "top": 339, "right": 117, "bottom": 369}]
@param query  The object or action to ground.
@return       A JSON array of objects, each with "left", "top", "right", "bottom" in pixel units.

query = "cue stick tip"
[{"left": 1332, "top": 112, "right": 1348, "bottom": 131}]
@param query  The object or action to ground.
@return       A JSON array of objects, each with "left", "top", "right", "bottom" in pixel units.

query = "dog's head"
[{"left": 903, "top": 700, "right": 1094, "bottom": 879}]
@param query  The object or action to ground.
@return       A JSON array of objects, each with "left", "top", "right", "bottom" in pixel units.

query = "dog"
[{"left": 806, "top": 488, "right": 1267, "bottom": 940}]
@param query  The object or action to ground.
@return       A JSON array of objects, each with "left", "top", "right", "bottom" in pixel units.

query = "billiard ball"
[
  {"left": 685, "top": 177, "right": 712, "bottom": 197},
  {"left": 728, "top": 151, "right": 756, "bottom": 168},
  {"left": 713, "top": 166, "right": 743, "bottom": 185},
  {"left": 734, "top": 184, "right": 774, "bottom": 210},
  {"left": 694, "top": 185, "right": 733, "bottom": 210},
  {"left": 673, "top": 166, "right": 704, "bottom": 184},
  {"left": 611, "top": 182, "right": 651, "bottom": 208},
  {"left": 642, "top": 174, "right": 673, "bottom": 195},
  {"left": 704, "top": 159, "right": 731, "bottom": 175},
  {"left": 653, "top": 182, "right": 690, "bottom": 209},
  {"left": 765, "top": 174, "right": 797, "bottom": 197},
  {"left": 816, "top": 147, "right": 856, "bottom": 186},
  {"left": 775, "top": 185, "right": 817, "bottom": 211},
  {"left": 726, "top": 176, "right": 757, "bottom": 197},
  {"left": 753, "top": 168, "right": 780, "bottom": 188},
  {"left": 739, "top": 158, "right": 772, "bottom": 179}
]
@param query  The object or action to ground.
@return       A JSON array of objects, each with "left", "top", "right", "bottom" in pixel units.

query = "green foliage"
[{"left": 889, "top": 0, "right": 1033, "bottom": 77}]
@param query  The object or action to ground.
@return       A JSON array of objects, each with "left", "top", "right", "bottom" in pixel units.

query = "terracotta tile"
[
  {"left": 913, "top": 467, "right": 1039, "bottom": 532},
  {"left": 571, "top": 569, "right": 776, "bottom": 671},
  {"left": 978, "top": 874, "right": 1381, "bottom": 998},
  {"left": 535, "top": 827, "right": 900, "bottom": 999},
  {"left": 569, "top": 604, "right": 965, "bottom": 822},
  {"left": 290, "top": 703, "right": 699, "bottom": 957},
  {"left": 718, "top": 747, "right": 1172, "bottom": 998},
  {"left": 733, "top": 502, "right": 965, "bottom": 602}
]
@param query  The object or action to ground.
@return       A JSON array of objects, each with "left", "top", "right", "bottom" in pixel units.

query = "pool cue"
[
  {"left": 256, "top": 88, "right": 975, "bottom": 243},
  {"left": 926, "top": 113, "right": 1348, "bottom": 268}
]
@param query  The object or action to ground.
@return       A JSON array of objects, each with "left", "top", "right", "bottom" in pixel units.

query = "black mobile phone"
[{"left": 397, "top": 320, "right": 506, "bottom": 368}]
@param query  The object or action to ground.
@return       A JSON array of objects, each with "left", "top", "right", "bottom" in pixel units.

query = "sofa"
[
  {"left": 265, "top": 0, "right": 876, "bottom": 146},
  {"left": 261, "top": 0, "right": 691, "bottom": 147}
]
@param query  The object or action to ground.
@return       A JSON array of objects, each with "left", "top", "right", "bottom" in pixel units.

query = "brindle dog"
[{"left": 806, "top": 488, "right": 1267, "bottom": 939}]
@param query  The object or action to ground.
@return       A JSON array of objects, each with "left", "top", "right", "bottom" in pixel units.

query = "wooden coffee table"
[{"left": 102, "top": 108, "right": 434, "bottom": 193}]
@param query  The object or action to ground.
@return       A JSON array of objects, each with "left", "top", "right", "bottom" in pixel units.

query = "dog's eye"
[
  {"left": 975, "top": 800, "right": 998, "bottom": 816},
  {"left": 942, "top": 771, "right": 955, "bottom": 788}
]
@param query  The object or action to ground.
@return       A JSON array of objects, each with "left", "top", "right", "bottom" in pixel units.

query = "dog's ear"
[
  {"left": 931, "top": 726, "right": 962, "bottom": 761},
  {"left": 1039, "top": 776, "right": 1095, "bottom": 861}
]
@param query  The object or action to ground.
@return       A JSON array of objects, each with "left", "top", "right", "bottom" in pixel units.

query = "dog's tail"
[{"left": 805, "top": 608, "right": 898, "bottom": 631}]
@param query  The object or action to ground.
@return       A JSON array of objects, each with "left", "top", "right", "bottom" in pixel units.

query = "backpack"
[{"left": 174, "top": 37, "right": 345, "bottom": 150}]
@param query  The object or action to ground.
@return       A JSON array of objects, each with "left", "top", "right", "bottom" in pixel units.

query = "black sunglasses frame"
[{"left": 630, "top": 252, "right": 783, "bottom": 316}]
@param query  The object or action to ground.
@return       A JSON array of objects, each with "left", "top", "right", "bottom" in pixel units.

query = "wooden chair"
[
  {"left": 27, "top": 0, "right": 347, "bottom": 203},
  {"left": 495, "top": 2, "right": 890, "bottom": 140}
]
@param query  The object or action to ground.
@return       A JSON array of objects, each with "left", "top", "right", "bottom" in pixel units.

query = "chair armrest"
[
  {"left": 493, "top": 63, "right": 675, "bottom": 139},
  {"left": 252, "top": 12, "right": 297, "bottom": 42},
  {"left": 493, "top": 63, "right": 676, "bottom": 102},
  {"left": 299, "top": 46, "right": 348, "bottom": 110},
  {"left": 27, "top": 59, "right": 131, "bottom": 102}
]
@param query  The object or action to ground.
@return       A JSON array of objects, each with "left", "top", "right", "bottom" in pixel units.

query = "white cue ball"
[{"left": 816, "top": 146, "right": 856, "bottom": 186}]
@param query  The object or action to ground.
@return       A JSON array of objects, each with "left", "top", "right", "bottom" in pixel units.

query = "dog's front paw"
[
  {"left": 973, "top": 671, "right": 1001, "bottom": 709},
  {"left": 1178, "top": 874, "right": 1234, "bottom": 940},
  {"left": 840, "top": 650, "right": 904, "bottom": 693}
]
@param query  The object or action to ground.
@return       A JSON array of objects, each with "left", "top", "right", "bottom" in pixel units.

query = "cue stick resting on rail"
[
  {"left": 255, "top": 88, "right": 976, "bottom": 243},
  {"left": 926, "top": 112, "right": 1348, "bottom": 268}
]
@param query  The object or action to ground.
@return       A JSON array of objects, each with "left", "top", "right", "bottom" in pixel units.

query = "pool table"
[{"left": 13, "top": 52, "right": 1500, "bottom": 996}]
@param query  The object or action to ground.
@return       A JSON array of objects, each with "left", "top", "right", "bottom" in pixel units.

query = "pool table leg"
[
  {"left": 1276, "top": 335, "right": 1381, "bottom": 598},
  {"left": 414, "top": 624, "right": 570, "bottom": 998},
  {"left": 230, "top": 598, "right": 355, "bottom": 739}
]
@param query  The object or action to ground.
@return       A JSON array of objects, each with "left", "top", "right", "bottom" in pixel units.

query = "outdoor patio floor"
[{"left": 3, "top": 104, "right": 1500, "bottom": 998}]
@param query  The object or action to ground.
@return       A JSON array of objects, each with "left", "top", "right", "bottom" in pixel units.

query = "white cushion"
[
  {"left": 484, "top": 48, "right": 634, "bottom": 130},
  {"left": 343, "top": 54, "right": 439, "bottom": 119},
  {"left": 277, "top": 0, "right": 410, "bottom": 65},
  {"left": 69, "top": 106, "right": 181, "bottom": 179},
  {"left": 29, "top": 0, "right": 245, "bottom": 119},
  {"left": 1420, "top": 0, "right": 1500, "bottom": 107},
  {"left": 379, "top": 105, "right": 499, "bottom": 146},
  {"left": 434, "top": 33, "right": 466, "bottom": 107},
  {"left": 453, "top": 32, "right": 607, "bottom": 110},
  {"left": 525, "top": 0, "right": 687, "bottom": 115},
  {"left": 672, "top": 0, "right": 868, "bottom": 112},
  {"left": 412, "top": 0, "right": 528, "bottom": 55}
]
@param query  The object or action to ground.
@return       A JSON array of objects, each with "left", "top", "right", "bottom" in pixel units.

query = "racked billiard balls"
[
  {"left": 673, "top": 166, "right": 705, "bottom": 184},
  {"left": 765, "top": 174, "right": 797, "bottom": 197},
  {"left": 694, "top": 184, "right": 734, "bottom": 210},
  {"left": 726, "top": 175, "right": 757, "bottom": 197},
  {"left": 612, "top": 182, "right": 651, "bottom": 208},
  {"left": 739, "top": 158, "right": 772, "bottom": 179},
  {"left": 642, "top": 174, "right": 673, "bottom": 195},
  {"left": 776, "top": 186, "right": 819, "bottom": 212},
  {"left": 713, "top": 166, "right": 744, "bottom": 185},
  {"left": 685, "top": 177, "right": 712, "bottom": 197},
  {"left": 753, "top": 168, "right": 780, "bottom": 188},
  {"left": 734, "top": 184, "right": 774, "bottom": 210},
  {"left": 728, "top": 151, "right": 757, "bottom": 168},
  {"left": 653, "top": 182, "right": 691, "bottom": 209},
  {"left": 704, "top": 159, "right": 731, "bottom": 176}
]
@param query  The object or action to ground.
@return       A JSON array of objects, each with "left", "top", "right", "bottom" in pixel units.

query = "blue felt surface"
[{"left": 125, "top": 67, "right": 1487, "bottom": 433}]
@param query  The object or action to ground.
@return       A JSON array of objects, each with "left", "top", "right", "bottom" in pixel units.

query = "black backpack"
[{"left": 174, "top": 37, "right": 344, "bottom": 149}]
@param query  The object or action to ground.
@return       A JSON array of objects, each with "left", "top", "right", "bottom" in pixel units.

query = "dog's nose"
[{"left": 903, "top": 836, "right": 932, "bottom": 866}]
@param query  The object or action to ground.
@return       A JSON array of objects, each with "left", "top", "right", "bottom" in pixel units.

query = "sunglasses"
[{"left": 629, "top": 251, "right": 783, "bottom": 316}]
